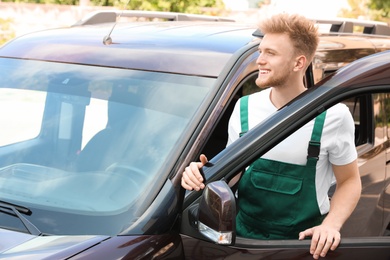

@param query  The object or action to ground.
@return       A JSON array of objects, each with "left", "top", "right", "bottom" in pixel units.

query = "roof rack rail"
[
  {"left": 73, "top": 10, "right": 235, "bottom": 26},
  {"left": 313, "top": 18, "right": 390, "bottom": 36}
]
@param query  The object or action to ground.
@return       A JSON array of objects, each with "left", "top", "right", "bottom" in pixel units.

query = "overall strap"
[
  {"left": 239, "top": 95, "right": 249, "bottom": 137},
  {"left": 240, "top": 93, "right": 326, "bottom": 162},
  {"left": 240, "top": 94, "right": 327, "bottom": 162},
  {"left": 307, "top": 111, "right": 327, "bottom": 162}
]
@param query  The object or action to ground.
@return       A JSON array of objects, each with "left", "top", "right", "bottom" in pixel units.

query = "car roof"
[
  {"left": 2, "top": 10, "right": 390, "bottom": 78},
  {"left": 0, "top": 22, "right": 258, "bottom": 77}
]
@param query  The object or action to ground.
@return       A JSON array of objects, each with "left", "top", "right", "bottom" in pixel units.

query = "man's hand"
[
  {"left": 181, "top": 154, "right": 208, "bottom": 191},
  {"left": 299, "top": 224, "right": 341, "bottom": 259},
  {"left": 299, "top": 160, "right": 360, "bottom": 259}
]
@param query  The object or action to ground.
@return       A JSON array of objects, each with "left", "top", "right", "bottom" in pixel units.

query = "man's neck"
[{"left": 269, "top": 84, "right": 306, "bottom": 109}]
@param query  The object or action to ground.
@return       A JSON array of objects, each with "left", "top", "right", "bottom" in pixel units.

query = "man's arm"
[{"left": 299, "top": 159, "right": 361, "bottom": 259}]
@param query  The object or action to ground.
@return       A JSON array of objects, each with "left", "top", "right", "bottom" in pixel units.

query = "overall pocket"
[{"left": 247, "top": 168, "right": 304, "bottom": 225}]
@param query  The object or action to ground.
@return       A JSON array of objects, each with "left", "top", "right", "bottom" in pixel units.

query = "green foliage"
[
  {"left": 46, "top": 0, "right": 78, "bottom": 5},
  {"left": 339, "top": 0, "right": 390, "bottom": 23},
  {"left": 369, "top": 0, "right": 390, "bottom": 19},
  {"left": 369, "top": 0, "right": 390, "bottom": 12},
  {"left": 1, "top": 0, "right": 78, "bottom": 3},
  {"left": 2, "top": 0, "right": 225, "bottom": 14},
  {"left": 0, "top": 18, "right": 15, "bottom": 46},
  {"left": 94, "top": 0, "right": 225, "bottom": 14}
]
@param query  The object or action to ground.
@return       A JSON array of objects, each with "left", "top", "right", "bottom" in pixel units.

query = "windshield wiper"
[
  {"left": 0, "top": 201, "right": 42, "bottom": 236},
  {"left": 0, "top": 200, "right": 32, "bottom": 215}
]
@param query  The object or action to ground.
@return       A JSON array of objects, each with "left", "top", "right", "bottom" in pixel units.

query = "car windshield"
[{"left": 0, "top": 58, "right": 214, "bottom": 235}]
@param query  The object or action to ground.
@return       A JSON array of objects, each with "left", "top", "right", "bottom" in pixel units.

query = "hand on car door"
[{"left": 181, "top": 154, "right": 208, "bottom": 191}]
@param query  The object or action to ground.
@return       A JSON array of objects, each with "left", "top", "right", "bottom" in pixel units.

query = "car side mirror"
[{"left": 197, "top": 180, "right": 236, "bottom": 245}]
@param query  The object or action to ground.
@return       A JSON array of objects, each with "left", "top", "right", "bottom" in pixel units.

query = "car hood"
[{"left": 0, "top": 228, "right": 108, "bottom": 259}]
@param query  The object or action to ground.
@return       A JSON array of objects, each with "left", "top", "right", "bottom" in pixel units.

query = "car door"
[
  {"left": 340, "top": 93, "right": 390, "bottom": 237},
  {"left": 180, "top": 51, "right": 390, "bottom": 259}
]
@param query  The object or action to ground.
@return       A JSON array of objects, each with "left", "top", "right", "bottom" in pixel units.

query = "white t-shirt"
[{"left": 227, "top": 87, "right": 357, "bottom": 214}]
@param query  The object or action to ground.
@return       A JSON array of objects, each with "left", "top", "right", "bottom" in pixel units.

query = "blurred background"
[{"left": 1, "top": 0, "right": 389, "bottom": 45}]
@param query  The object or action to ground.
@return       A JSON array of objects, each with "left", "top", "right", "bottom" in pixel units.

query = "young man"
[{"left": 181, "top": 13, "right": 361, "bottom": 259}]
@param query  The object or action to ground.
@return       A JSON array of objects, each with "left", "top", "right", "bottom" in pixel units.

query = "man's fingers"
[
  {"left": 315, "top": 232, "right": 340, "bottom": 259},
  {"left": 330, "top": 234, "right": 341, "bottom": 251},
  {"left": 181, "top": 176, "right": 194, "bottom": 190},
  {"left": 298, "top": 228, "right": 312, "bottom": 240},
  {"left": 199, "top": 154, "right": 208, "bottom": 165},
  {"left": 312, "top": 233, "right": 326, "bottom": 259},
  {"left": 310, "top": 231, "right": 320, "bottom": 258},
  {"left": 181, "top": 154, "right": 209, "bottom": 191},
  {"left": 302, "top": 226, "right": 341, "bottom": 259},
  {"left": 182, "top": 162, "right": 205, "bottom": 191},
  {"left": 319, "top": 235, "right": 334, "bottom": 258},
  {"left": 189, "top": 162, "right": 204, "bottom": 182}
]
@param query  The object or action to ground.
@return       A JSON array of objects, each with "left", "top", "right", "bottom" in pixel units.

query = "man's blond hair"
[{"left": 258, "top": 13, "right": 319, "bottom": 64}]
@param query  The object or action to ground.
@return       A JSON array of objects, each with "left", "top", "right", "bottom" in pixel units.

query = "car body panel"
[
  {"left": 0, "top": 229, "right": 184, "bottom": 259},
  {"left": 70, "top": 233, "right": 184, "bottom": 259},
  {"left": 182, "top": 234, "right": 390, "bottom": 259},
  {"left": 0, "top": 23, "right": 257, "bottom": 77},
  {"left": 0, "top": 229, "right": 108, "bottom": 259}
]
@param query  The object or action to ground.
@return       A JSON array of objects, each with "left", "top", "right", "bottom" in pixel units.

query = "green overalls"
[{"left": 236, "top": 95, "right": 327, "bottom": 239}]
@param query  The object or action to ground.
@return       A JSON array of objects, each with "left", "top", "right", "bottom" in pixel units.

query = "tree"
[
  {"left": 0, "top": 18, "right": 15, "bottom": 46},
  {"left": 2, "top": 0, "right": 225, "bottom": 15},
  {"left": 92, "top": 0, "right": 225, "bottom": 14},
  {"left": 339, "top": 0, "right": 390, "bottom": 23},
  {"left": 369, "top": 0, "right": 390, "bottom": 21},
  {"left": 339, "top": 0, "right": 370, "bottom": 19}
]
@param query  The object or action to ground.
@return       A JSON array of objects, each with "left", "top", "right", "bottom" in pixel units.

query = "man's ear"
[{"left": 294, "top": 55, "right": 307, "bottom": 71}]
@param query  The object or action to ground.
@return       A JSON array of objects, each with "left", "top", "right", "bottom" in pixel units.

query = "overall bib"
[{"left": 236, "top": 95, "right": 327, "bottom": 239}]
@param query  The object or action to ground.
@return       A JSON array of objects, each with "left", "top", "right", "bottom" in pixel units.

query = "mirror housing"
[{"left": 198, "top": 180, "right": 236, "bottom": 245}]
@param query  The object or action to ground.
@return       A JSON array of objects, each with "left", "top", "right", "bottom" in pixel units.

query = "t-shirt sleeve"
[
  {"left": 328, "top": 105, "right": 358, "bottom": 165},
  {"left": 226, "top": 98, "right": 242, "bottom": 147}
]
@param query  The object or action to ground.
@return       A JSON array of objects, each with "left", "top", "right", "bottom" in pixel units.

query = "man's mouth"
[{"left": 259, "top": 69, "right": 270, "bottom": 74}]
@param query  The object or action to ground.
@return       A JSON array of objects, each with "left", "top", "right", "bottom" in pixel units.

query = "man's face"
[{"left": 255, "top": 33, "right": 297, "bottom": 88}]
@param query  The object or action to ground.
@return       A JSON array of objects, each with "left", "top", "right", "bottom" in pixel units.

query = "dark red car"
[{"left": 0, "top": 11, "right": 389, "bottom": 259}]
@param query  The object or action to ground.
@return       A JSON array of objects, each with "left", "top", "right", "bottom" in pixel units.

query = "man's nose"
[{"left": 256, "top": 54, "right": 266, "bottom": 65}]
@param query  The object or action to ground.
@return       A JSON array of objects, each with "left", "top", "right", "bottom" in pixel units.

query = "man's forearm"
[{"left": 322, "top": 176, "right": 361, "bottom": 230}]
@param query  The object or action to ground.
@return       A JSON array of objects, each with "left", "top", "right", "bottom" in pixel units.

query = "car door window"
[{"left": 342, "top": 95, "right": 372, "bottom": 148}]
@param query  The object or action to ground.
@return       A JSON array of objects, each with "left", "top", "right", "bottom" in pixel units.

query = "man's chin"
[{"left": 255, "top": 79, "right": 268, "bottom": 89}]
